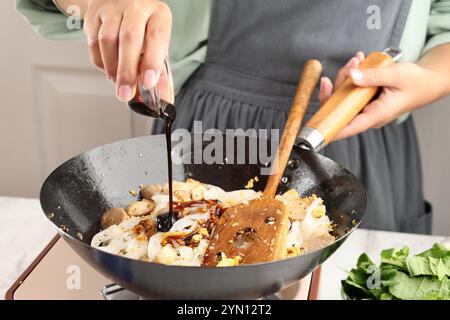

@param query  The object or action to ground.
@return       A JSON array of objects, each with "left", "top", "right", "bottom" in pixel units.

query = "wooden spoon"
[{"left": 203, "top": 60, "right": 323, "bottom": 266}]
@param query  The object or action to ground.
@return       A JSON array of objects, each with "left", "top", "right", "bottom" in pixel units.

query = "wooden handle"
[
  {"left": 306, "top": 51, "right": 395, "bottom": 144},
  {"left": 264, "top": 59, "right": 323, "bottom": 197}
]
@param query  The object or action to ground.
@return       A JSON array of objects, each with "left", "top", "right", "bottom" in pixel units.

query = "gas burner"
[
  {"left": 100, "top": 283, "right": 283, "bottom": 300},
  {"left": 101, "top": 284, "right": 141, "bottom": 300}
]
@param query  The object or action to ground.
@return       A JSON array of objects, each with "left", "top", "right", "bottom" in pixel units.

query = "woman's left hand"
[{"left": 319, "top": 51, "right": 450, "bottom": 141}]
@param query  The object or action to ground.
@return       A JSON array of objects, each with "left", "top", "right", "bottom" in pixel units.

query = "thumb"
[{"left": 350, "top": 66, "right": 398, "bottom": 88}]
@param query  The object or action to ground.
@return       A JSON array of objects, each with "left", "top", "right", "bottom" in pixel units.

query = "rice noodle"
[{"left": 91, "top": 181, "right": 334, "bottom": 265}]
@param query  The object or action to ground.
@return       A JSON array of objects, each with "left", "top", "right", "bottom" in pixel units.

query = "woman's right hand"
[{"left": 83, "top": 0, "right": 173, "bottom": 102}]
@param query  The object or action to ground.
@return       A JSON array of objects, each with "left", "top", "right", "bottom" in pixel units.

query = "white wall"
[{"left": 415, "top": 96, "right": 450, "bottom": 236}]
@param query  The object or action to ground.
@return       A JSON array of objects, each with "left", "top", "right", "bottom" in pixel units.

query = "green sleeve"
[
  {"left": 16, "top": 0, "right": 84, "bottom": 41},
  {"left": 423, "top": 0, "right": 450, "bottom": 53},
  {"left": 165, "top": 0, "right": 211, "bottom": 94},
  {"left": 16, "top": 0, "right": 211, "bottom": 94}
]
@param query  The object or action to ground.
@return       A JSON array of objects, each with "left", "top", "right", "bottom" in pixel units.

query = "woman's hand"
[
  {"left": 83, "top": 0, "right": 173, "bottom": 102},
  {"left": 319, "top": 47, "right": 450, "bottom": 141}
]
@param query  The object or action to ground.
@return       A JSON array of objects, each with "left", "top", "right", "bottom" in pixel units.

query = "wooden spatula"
[{"left": 203, "top": 60, "right": 323, "bottom": 266}]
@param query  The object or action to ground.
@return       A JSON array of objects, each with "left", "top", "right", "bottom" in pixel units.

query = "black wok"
[{"left": 40, "top": 133, "right": 366, "bottom": 299}]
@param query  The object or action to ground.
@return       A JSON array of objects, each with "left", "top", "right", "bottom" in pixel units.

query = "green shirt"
[{"left": 16, "top": 0, "right": 450, "bottom": 100}]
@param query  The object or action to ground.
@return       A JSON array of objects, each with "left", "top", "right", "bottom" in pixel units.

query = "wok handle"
[
  {"left": 297, "top": 51, "right": 395, "bottom": 151},
  {"left": 264, "top": 59, "right": 322, "bottom": 198}
]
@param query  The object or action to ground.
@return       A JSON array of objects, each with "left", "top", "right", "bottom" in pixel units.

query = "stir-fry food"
[{"left": 91, "top": 179, "right": 335, "bottom": 266}]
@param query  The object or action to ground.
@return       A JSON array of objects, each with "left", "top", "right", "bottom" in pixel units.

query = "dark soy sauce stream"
[
  {"left": 157, "top": 104, "right": 176, "bottom": 232},
  {"left": 129, "top": 94, "right": 177, "bottom": 232}
]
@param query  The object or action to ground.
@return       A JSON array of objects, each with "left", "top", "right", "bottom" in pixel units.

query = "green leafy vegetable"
[
  {"left": 342, "top": 243, "right": 450, "bottom": 300},
  {"left": 380, "top": 292, "right": 395, "bottom": 300},
  {"left": 381, "top": 246, "right": 409, "bottom": 269},
  {"left": 357, "top": 253, "right": 376, "bottom": 271},
  {"left": 407, "top": 256, "right": 450, "bottom": 280},
  {"left": 418, "top": 243, "right": 450, "bottom": 259},
  {"left": 389, "top": 271, "right": 450, "bottom": 300}
]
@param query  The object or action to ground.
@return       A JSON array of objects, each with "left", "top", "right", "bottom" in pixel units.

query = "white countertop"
[
  {"left": 0, "top": 196, "right": 446, "bottom": 300},
  {"left": 0, "top": 197, "right": 56, "bottom": 299}
]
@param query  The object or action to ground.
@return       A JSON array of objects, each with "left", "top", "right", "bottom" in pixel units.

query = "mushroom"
[
  {"left": 186, "top": 178, "right": 202, "bottom": 186},
  {"left": 141, "top": 184, "right": 163, "bottom": 200},
  {"left": 174, "top": 190, "right": 191, "bottom": 202},
  {"left": 126, "top": 199, "right": 156, "bottom": 216},
  {"left": 163, "top": 181, "right": 191, "bottom": 194},
  {"left": 301, "top": 233, "right": 335, "bottom": 252},
  {"left": 191, "top": 185, "right": 205, "bottom": 201},
  {"left": 101, "top": 208, "right": 128, "bottom": 229}
]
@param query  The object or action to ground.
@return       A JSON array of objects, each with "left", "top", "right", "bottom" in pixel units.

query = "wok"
[
  {"left": 40, "top": 51, "right": 398, "bottom": 299},
  {"left": 40, "top": 133, "right": 366, "bottom": 299}
]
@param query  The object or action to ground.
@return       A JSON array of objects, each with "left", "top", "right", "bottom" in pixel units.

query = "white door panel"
[
  {"left": 32, "top": 65, "right": 134, "bottom": 175},
  {"left": 0, "top": 2, "right": 151, "bottom": 197}
]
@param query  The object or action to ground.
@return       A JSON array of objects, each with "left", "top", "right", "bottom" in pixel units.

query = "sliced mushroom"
[
  {"left": 101, "top": 208, "right": 128, "bottom": 229},
  {"left": 163, "top": 181, "right": 191, "bottom": 194},
  {"left": 141, "top": 184, "right": 163, "bottom": 200},
  {"left": 301, "top": 233, "right": 335, "bottom": 252},
  {"left": 287, "top": 201, "right": 307, "bottom": 220},
  {"left": 127, "top": 199, "right": 156, "bottom": 216},
  {"left": 186, "top": 178, "right": 202, "bottom": 186},
  {"left": 174, "top": 190, "right": 191, "bottom": 202},
  {"left": 191, "top": 185, "right": 205, "bottom": 201}
]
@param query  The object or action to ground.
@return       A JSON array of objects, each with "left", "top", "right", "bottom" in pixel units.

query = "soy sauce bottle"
[
  {"left": 128, "top": 59, "right": 175, "bottom": 120},
  {"left": 128, "top": 82, "right": 176, "bottom": 121}
]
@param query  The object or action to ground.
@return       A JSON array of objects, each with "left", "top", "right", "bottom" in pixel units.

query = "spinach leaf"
[
  {"left": 357, "top": 253, "right": 376, "bottom": 271},
  {"left": 380, "top": 292, "right": 395, "bottom": 300},
  {"left": 407, "top": 256, "right": 450, "bottom": 280},
  {"left": 380, "top": 268, "right": 398, "bottom": 287},
  {"left": 389, "top": 271, "right": 450, "bottom": 300},
  {"left": 342, "top": 243, "right": 450, "bottom": 300},
  {"left": 417, "top": 243, "right": 450, "bottom": 259},
  {"left": 341, "top": 279, "right": 374, "bottom": 299},
  {"left": 380, "top": 246, "right": 409, "bottom": 270},
  {"left": 347, "top": 267, "right": 370, "bottom": 285}
]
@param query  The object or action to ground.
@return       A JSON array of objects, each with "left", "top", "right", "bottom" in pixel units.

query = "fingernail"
[
  {"left": 143, "top": 69, "right": 158, "bottom": 88},
  {"left": 345, "top": 57, "right": 356, "bottom": 68},
  {"left": 320, "top": 77, "right": 326, "bottom": 90},
  {"left": 118, "top": 85, "right": 132, "bottom": 102},
  {"left": 350, "top": 69, "right": 363, "bottom": 81}
]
